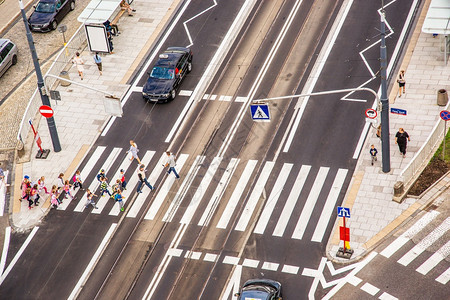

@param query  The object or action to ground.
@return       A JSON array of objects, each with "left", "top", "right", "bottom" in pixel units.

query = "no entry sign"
[{"left": 39, "top": 105, "right": 54, "bottom": 118}]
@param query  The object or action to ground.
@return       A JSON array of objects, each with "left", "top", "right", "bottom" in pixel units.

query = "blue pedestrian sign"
[
  {"left": 390, "top": 108, "right": 407, "bottom": 116},
  {"left": 250, "top": 103, "right": 270, "bottom": 121},
  {"left": 337, "top": 206, "right": 351, "bottom": 218}
]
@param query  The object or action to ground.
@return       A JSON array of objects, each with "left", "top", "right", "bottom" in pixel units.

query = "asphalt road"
[{"left": 0, "top": 0, "right": 421, "bottom": 299}]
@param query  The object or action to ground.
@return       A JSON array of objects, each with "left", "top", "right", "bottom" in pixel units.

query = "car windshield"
[
  {"left": 35, "top": 2, "right": 56, "bottom": 13},
  {"left": 240, "top": 290, "right": 270, "bottom": 300},
  {"left": 150, "top": 67, "right": 174, "bottom": 80}
]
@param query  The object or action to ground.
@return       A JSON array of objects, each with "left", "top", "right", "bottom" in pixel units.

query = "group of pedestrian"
[
  {"left": 20, "top": 175, "right": 51, "bottom": 209},
  {"left": 370, "top": 127, "right": 411, "bottom": 164},
  {"left": 71, "top": 52, "right": 104, "bottom": 79},
  {"left": 86, "top": 167, "right": 128, "bottom": 211}
]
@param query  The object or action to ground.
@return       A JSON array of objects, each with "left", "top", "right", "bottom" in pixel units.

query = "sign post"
[
  {"left": 336, "top": 206, "right": 353, "bottom": 259},
  {"left": 29, "top": 119, "right": 50, "bottom": 159},
  {"left": 440, "top": 110, "right": 450, "bottom": 160}
]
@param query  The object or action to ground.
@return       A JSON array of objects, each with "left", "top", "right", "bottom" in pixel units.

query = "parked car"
[
  {"left": 234, "top": 279, "right": 282, "bottom": 300},
  {"left": 142, "top": 47, "right": 193, "bottom": 103},
  {"left": 28, "top": 0, "right": 75, "bottom": 32},
  {"left": 0, "top": 39, "right": 18, "bottom": 78}
]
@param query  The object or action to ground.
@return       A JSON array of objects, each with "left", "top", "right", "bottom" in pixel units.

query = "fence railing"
[
  {"left": 400, "top": 102, "right": 450, "bottom": 189},
  {"left": 16, "top": 24, "right": 87, "bottom": 150}
]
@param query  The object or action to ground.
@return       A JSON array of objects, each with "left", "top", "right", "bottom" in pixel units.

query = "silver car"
[{"left": 0, "top": 39, "right": 18, "bottom": 78}]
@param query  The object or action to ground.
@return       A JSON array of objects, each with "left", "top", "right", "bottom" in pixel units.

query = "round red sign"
[
  {"left": 39, "top": 105, "right": 54, "bottom": 118},
  {"left": 365, "top": 108, "right": 377, "bottom": 119}
]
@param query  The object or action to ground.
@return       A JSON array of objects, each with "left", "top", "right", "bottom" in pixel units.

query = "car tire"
[
  {"left": 51, "top": 20, "right": 58, "bottom": 31},
  {"left": 170, "top": 89, "right": 176, "bottom": 100},
  {"left": 12, "top": 55, "right": 17, "bottom": 65},
  {"left": 70, "top": 1, "right": 75, "bottom": 10},
  {"left": 187, "top": 62, "right": 192, "bottom": 73}
]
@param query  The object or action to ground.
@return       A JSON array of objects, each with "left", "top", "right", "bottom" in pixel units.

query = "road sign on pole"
[
  {"left": 39, "top": 105, "right": 54, "bottom": 118},
  {"left": 28, "top": 119, "right": 50, "bottom": 159},
  {"left": 336, "top": 206, "right": 353, "bottom": 259},
  {"left": 250, "top": 103, "right": 270, "bottom": 121},
  {"left": 337, "top": 206, "right": 351, "bottom": 218},
  {"left": 365, "top": 108, "right": 377, "bottom": 119},
  {"left": 440, "top": 110, "right": 450, "bottom": 161},
  {"left": 390, "top": 107, "right": 407, "bottom": 115}
]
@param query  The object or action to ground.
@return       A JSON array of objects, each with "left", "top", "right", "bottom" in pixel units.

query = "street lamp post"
[
  {"left": 18, "top": 0, "right": 61, "bottom": 152},
  {"left": 380, "top": 5, "right": 391, "bottom": 173}
]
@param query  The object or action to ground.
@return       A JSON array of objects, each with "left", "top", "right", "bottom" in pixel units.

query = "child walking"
[
  {"left": 100, "top": 177, "right": 112, "bottom": 197},
  {"left": 64, "top": 180, "right": 75, "bottom": 200},
  {"left": 31, "top": 184, "right": 40, "bottom": 206},
  {"left": 369, "top": 144, "right": 378, "bottom": 166},
  {"left": 73, "top": 170, "right": 83, "bottom": 190},
  {"left": 51, "top": 185, "right": 60, "bottom": 208},
  {"left": 120, "top": 169, "right": 127, "bottom": 190},
  {"left": 114, "top": 189, "right": 125, "bottom": 212},
  {"left": 37, "top": 176, "right": 50, "bottom": 194},
  {"left": 84, "top": 189, "right": 98, "bottom": 209}
]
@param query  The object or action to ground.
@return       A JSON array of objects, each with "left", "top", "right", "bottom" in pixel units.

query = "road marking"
[
  {"left": 203, "top": 94, "right": 217, "bottom": 100},
  {"left": 127, "top": 153, "right": 166, "bottom": 218},
  {"left": 261, "top": 262, "right": 279, "bottom": 271},
  {"left": 282, "top": 264, "right": 299, "bottom": 274},
  {"left": 185, "top": 251, "right": 202, "bottom": 260},
  {"left": 162, "top": 156, "right": 205, "bottom": 222},
  {"left": 0, "top": 170, "right": 8, "bottom": 216},
  {"left": 198, "top": 158, "right": 239, "bottom": 226},
  {"left": 183, "top": 0, "right": 218, "bottom": 48},
  {"left": 0, "top": 227, "right": 39, "bottom": 286},
  {"left": 242, "top": 258, "right": 259, "bottom": 268},
  {"left": 204, "top": 253, "right": 217, "bottom": 262},
  {"left": 292, "top": 167, "right": 329, "bottom": 239},
  {"left": 398, "top": 217, "right": 450, "bottom": 266},
  {"left": 311, "top": 168, "right": 348, "bottom": 242},
  {"left": 380, "top": 210, "right": 440, "bottom": 258},
  {"left": 217, "top": 160, "right": 257, "bottom": 229},
  {"left": 361, "top": 282, "right": 380, "bottom": 296},
  {"left": 0, "top": 227, "right": 11, "bottom": 275},
  {"left": 235, "top": 161, "right": 275, "bottom": 231},
  {"left": 220, "top": 264, "right": 242, "bottom": 300},
  {"left": 144, "top": 154, "right": 189, "bottom": 220},
  {"left": 73, "top": 147, "right": 119, "bottom": 212},
  {"left": 235, "top": 96, "right": 247, "bottom": 102},
  {"left": 68, "top": 223, "right": 116, "bottom": 299},
  {"left": 273, "top": 165, "right": 311, "bottom": 237},
  {"left": 416, "top": 240, "right": 450, "bottom": 275},
  {"left": 223, "top": 256, "right": 240, "bottom": 265},
  {"left": 379, "top": 292, "right": 399, "bottom": 300},
  {"left": 179, "top": 90, "right": 193, "bottom": 96},
  {"left": 435, "top": 266, "right": 450, "bottom": 285},
  {"left": 254, "top": 163, "right": 293, "bottom": 234},
  {"left": 180, "top": 157, "right": 222, "bottom": 224}
]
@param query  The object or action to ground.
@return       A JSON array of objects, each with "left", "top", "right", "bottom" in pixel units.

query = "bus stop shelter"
[{"left": 422, "top": 0, "right": 450, "bottom": 64}]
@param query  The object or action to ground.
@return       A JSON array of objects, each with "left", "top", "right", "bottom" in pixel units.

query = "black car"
[
  {"left": 28, "top": 0, "right": 75, "bottom": 32},
  {"left": 235, "top": 279, "right": 282, "bottom": 300},
  {"left": 142, "top": 47, "right": 193, "bottom": 103}
]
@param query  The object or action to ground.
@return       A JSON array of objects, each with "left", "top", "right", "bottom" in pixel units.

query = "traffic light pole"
[{"left": 18, "top": 0, "right": 61, "bottom": 153}]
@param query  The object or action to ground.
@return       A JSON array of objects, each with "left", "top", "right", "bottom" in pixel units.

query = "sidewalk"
[
  {"left": 10, "top": 0, "right": 180, "bottom": 229},
  {"left": 327, "top": 2, "right": 450, "bottom": 262}
]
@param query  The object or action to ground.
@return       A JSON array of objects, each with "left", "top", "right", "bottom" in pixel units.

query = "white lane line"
[
  {"left": 184, "top": 251, "right": 202, "bottom": 260},
  {"left": 292, "top": 167, "right": 329, "bottom": 240},
  {"left": 436, "top": 266, "right": 450, "bottom": 285},
  {"left": 235, "top": 161, "right": 275, "bottom": 232},
  {"left": 219, "top": 95, "right": 232, "bottom": 101},
  {"left": 165, "top": 0, "right": 258, "bottom": 144},
  {"left": 235, "top": 96, "right": 247, "bottom": 103},
  {"left": 204, "top": 253, "right": 218, "bottom": 262},
  {"left": 144, "top": 154, "right": 189, "bottom": 220},
  {"left": 223, "top": 256, "right": 240, "bottom": 265},
  {"left": 0, "top": 226, "right": 11, "bottom": 275},
  {"left": 361, "top": 282, "right": 380, "bottom": 296},
  {"left": 282, "top": 0, "right": 353, "bottom": 153},
  {"left": 203, "top": 94, "right": 217, "bottom": 100},
  {"left": 242, "top": 258, "right": 259, "bottom": 268},
  {"left": 162, "top": 156, "right": 205, "bottom": 222},
  {"left": 253, "top": 163, "right": 293, "bottom": 235},
  {"left": 273, "top": 165, "right": 311, "bottom": 237},
  {"left": 109, "top": 151, "right": 155, "bottom": 216},
  {"left": 221, "top": 264, "right": 242, "bottom": 300},
  {"left": 73, "top": 147, "right": 118, "bottom": 212},
  {"left": 282, "top": 264, "right": 299, "bottom": 274},
  {"left": 380, "top": 210, "right": 440, "bottom": 258},
  {"left": 398, "top": 217, "right": 450, "bottom": 266},
  {"left": 127, "top": 153, "right": 166, "bottom": 218},
  {"left": 183, "top": 0, "right": 218, "bottom": 48},
  {"left": 180, "top": 157, "right": 222, "bottom": 224},
  {"left": 261, "top": 262, "right": 279, "bottom": 271},
  {"left": 131, "top": 86, "right": 143, "bottom": 92},
  {"left": 0, "top": 227, "right": 39, "bottom": 286},
  {"left": 167, "top": 248, "right": 183, "bottom": 257},
  {"left": 198, "top": 158, "right": 239, "bottom": 226},
  {"left": 379, "top": 292, "right": 399, "bottom": 300},
  {"left": 68, "top": 223, "right": 117, "bottom": 300},
  {"left": 216, "top": 160, "right": 257, "bottom": 229},
  {"left": 91, "top": 148, "right": 124, "bottom": 213},
  {"left": 101, "top": 0, "right": 192, "bottom": 137},
  {"left": 416, "top": 240, "right": 450, "bottom": 275},
  {"left": 218, "top": 0, "right": 304, "bottom": 157},
  {"left": 179, "top": 90, "right": 193, "bottom": 96},
  {"left": 311, "top": 168, "right": 348, "bottom": 242}
]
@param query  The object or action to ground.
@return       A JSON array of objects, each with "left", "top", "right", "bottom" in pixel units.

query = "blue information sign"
[
  {"left": 390, "top": 108, "right": 407, "bottom": 115},
  {"left": 337, "top": 206, "right": 351, "bottom": 218},
  {"left": 250, "top": 104, "right": 270, "bottom": 121}
]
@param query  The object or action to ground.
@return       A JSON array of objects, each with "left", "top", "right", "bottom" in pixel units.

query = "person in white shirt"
[{"left": 164, "top": 151, "right": 180, "bottom": 179}]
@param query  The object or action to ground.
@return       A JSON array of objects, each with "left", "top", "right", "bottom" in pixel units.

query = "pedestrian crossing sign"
[{"left": 250, "top": 103, "right": 270, "bottom": 122}]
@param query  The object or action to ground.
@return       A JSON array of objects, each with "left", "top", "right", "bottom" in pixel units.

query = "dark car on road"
[
  {"left": 142, "top": 47, "right": 193, "bottom": 103},
  {"left": 28, "top": 0, "right": 75, "bottom": 32},
  {"left": 234, "top": 279, "right": 282, "bottom": 300}
]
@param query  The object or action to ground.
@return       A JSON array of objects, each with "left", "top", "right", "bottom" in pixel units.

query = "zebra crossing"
[
  {"left": 380, "top": 211, "right": 450, "bottom": 285},
  {"left": 56, "top": 145, "right": 351, "bottom": 243}
]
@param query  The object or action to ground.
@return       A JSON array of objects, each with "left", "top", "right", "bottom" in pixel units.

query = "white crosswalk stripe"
[
  {"left": 416, "top": 240, "right": 450, "bottom": 276},
  {"left": 435, "top": 266, "right": 450, "bottom": 285}
]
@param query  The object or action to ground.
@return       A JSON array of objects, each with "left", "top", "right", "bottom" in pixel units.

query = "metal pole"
[
  {"left": 18, "top": 0, "right": 61, "bottom": 152},
  {"left": 444, "top": 121, "right": 447, "bottom": 161},
  {"left": 380, "top": 7, "right": 390, "bottom": 172}
]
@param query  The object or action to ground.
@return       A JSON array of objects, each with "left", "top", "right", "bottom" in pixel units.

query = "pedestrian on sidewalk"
[
  {"left": 137, "top": 164, "right": 153, "bottom": 193},
  {"left": 97, "top": 169, "right": 106, "bottom": 182},
  {"left": 369, "top": 144, "right": 378, "bottom": 165},
  {"left": 73, "top": 170, "right": 83, "bottom": 190},
  {"left": 397, "top": 70, "right": 406, "bottom": 97},
  {"left": 20, "top": 175, "right": 31, "bottom": 202},
  {"left": 163, "top": 151, "right": 180, "bottom": 179},
  {"left": 127, "top": 140, "right": 141, "bottom": 164},
  {"left": 31, "top": 184, "right": 40, "bottom": 206},
  {"left": 119, "top": 169, "right": 127, "bottom": 190},
  {"left": 24, "top": 187, "right": 33, "bottom": 209},
  {"left": 114, "top": 188, "right": 125, "bottom": 212},
  {"left": 395, "top": 128, "right": 410, "bottom": 158},
  {"left": 51, "top": 185, "right": 60, "bottom": 208},
  {"left": 37, "top": 176, "right": 50, "bottom": 194},
  {"left": 100, "top": 176, "right": 112, "bottom": 197},
  {"left": 93, "top": 52, "right": 103, "bottom": 75},
  {"left": 64, "top": 180, "right": 75, "bottom": 200},
  {"left": 72, "top": 52, "right": 84, "bottom": 80},
  {"left": 120, "top": 0, "right": 136, "bottom": 16},
  {"left": 84, "top": 189, "right": 98, "bottom": 209}
]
